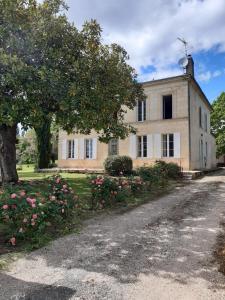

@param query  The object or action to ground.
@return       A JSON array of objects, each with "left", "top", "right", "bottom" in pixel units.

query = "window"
[
  {"left": 108, "top": 139, "right": 118, "bottom": 156},
  {"left": 163, "top": 95, "right": 172, "bottom": 119},
  {"left": 199, "top": 107, "right": 202, "bottom": 128},
  {"left": 204, "top": 113, "right": 208, "bottom": 132},
  {"left": 68, "top": 140, "right": 75, "bottom": 158},
  {"left": 85, "top": 139, "right": 93, "bottom": 159},
  {"left": 162, "top": 134, "right": 174, "bottom": 157},
  {"left": 137, "top": 136, "right": 147, "bottom": 157},
  {"left": 137, "top": 100, "right": 146, "bottom": 122}
]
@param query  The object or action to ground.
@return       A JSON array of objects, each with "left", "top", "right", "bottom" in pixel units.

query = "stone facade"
[{"left": 58, "top": 74, "right": 216, "bottom": 171}]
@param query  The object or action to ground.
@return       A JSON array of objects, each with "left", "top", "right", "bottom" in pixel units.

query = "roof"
[{"left": 141, "top": 74, "right": 212, "bottom": 111}]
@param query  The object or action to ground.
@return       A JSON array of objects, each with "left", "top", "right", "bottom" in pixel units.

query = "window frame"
[
  {"left": 137, "top": 100, "right": 146, "bottom": 122},
  {"left": 137, "top": 135, "right": 147, "bottom": 158},
  {"left": 108, "top": 138, "right": 119, "bottom": 156},
  {"left": 67, "top": 140, "right": 75, "bottom": 159},
  {"left": 162, "top": 133, "right": 174, "bottom": 157},
  {"left": 85, "top": 138, "right": 93, "bottom": 159},
  {"left": 199, "top": 107, "right": 202, "bottom": 128}
]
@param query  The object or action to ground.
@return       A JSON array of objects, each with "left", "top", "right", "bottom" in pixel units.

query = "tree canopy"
[
  {"left": 211, "top": 92, "right": 225, "bottom": 157},
  {"left": 0, "top": 0, "right": 145, "bottom": 183}
]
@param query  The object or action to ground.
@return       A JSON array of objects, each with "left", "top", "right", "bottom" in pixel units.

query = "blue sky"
[{"left": 62, "top": 0, "right": 225, "bottom": 103}]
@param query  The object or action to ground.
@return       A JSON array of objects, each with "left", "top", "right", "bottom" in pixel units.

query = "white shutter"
[
  {"left": 92, "top": 138, "right": 97, "bottom": 159},
  {"left": 129, "top": 134, "right": 137, "bottom": 159},
  {"left": 79, "top": 138, "right": 85, "bottom": 159},
  {"left": 174, "top": 132, "right": 181, "bottom": 158},
  {"left": 74, "top": 139, "right": 79, "bottom": 159},
  {"left": 61, "top": 139, "right": 67, "bottom": 160},
  {"left": 154, "top": 134, "right": 161, "bottom": 158},
  {"left": 147, "top": 134, "right": 153, "bottom": 158}
]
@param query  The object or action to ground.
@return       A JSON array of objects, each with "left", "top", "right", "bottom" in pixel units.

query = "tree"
[
  {"left": 17, "top": 129, "right": 37, "bottom": 165},
  {"left": 0, "top": 0, "right": 145, "bottom": 183},
  {"left": 211, "top": 92, "right": 225, "bottom": 157}
]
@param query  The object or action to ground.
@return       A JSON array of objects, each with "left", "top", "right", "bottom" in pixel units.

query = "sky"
[{"left": 63, "top": 0, "right": 225, "bottom": 103}]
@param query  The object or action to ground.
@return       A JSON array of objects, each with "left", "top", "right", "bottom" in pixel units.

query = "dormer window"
[{"left": 137, "top": 100, "right": 146, "bottom": 122}]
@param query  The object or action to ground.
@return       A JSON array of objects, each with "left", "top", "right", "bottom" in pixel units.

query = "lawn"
[{"left": 18, "top": 164, "right": 91, "bottom": 200}]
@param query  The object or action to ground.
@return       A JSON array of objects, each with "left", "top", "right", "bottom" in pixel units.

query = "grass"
[{"left": 18, "top": 164, "right": 91, "bottom": 201}]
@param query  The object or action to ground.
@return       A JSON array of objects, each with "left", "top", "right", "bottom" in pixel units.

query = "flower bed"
[
  {"left": 89, "top": 175, "right": 144, "bottom": 209},
  {"left": 0, "top": 175, "right": 79, "bottom": 246}
]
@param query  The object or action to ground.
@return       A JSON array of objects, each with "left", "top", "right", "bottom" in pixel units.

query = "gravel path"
[{"left": 1, "top": 170, "right": 225, "bottom": 299}]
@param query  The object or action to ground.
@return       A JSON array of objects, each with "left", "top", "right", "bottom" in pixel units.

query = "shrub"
[
  {"left": 0, "top": 175, "right": 79, "bottom": 246},
  {"left": 155, "top": 160, "right": 181, "bottom": 179},
  {"left": 165, "top": 162, "right": 181, "bottom": 179},
  {"left": 89, "top": 175, "right": 144, "bottom": 209},
  {"left": 104, "top": 155, "right": 133, "bottom": 176},
  {"left": 137, "top": 161, "right": 181, "bottom": 184}
]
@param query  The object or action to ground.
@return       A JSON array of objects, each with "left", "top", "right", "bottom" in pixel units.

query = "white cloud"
[
  {"left": 65, "top": 0, "right": 225, "bottom": 80},
  {"left": 197, "top": 69, "right": 222, "bottom": 82}
]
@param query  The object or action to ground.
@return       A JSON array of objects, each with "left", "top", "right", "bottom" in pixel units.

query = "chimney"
[{"left": 186, "top": 54, "right": 194, "bottom": 77}]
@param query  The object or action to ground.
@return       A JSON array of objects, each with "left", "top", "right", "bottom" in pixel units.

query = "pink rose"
[
  {"left": 12, "top": 204, "right": 17, "bottom": 209},
  {"left": 10, "top": 237, "right": 16, "bottom": 246},
  {"left": 50, "top": 195, "right": 56, "bottom": 201},
  {"left": 2, "top": 204, "right": 8, "bottom": 210},
  {"left": 63, "top": 184, "right": 67, "bottom": 189},
  {"left": 32, "top": 214, "right": 38, "bottom": 220},
  {"left": 31, "top": 203, "right": 36, "bottom": 208},
  {"left": 31, "top": 219, "right": 36, "bottom": 226},
  {"left": 23, "top": 218, "right": 28, "bottom": 223},
  {"left": 10, "top": 193, "right": 17, "bottom": 199}
]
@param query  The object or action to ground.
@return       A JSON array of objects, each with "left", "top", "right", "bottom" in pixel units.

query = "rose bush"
[
  {"left": 89, "top": 175, "right": 144, "bottom": 209},
  {"left": 0, "top": 175, "right": 79, "bottom": 246}
]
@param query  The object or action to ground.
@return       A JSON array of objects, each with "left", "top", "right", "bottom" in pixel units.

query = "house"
[{"left": 58, "top": 55, "right": 216, "bottom": 171}]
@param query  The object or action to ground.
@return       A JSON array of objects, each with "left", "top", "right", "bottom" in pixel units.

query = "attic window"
[{"left": 163, "top": 95, "right": 172, "bottom": 119}]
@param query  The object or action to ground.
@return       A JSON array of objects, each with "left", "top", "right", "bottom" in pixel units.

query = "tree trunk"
[
  {"left": 35, "top": 118, "right": 52, "bottom": 169},
  {"left": 0, "top": 124, "right": 18, "bottom": 184}
]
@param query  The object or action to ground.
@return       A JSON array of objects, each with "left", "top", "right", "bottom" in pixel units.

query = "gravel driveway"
[{"left": 1, "top": 169, "right": 225, "bottom": 300}]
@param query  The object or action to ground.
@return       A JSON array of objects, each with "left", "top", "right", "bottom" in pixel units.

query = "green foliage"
[
  {"left": 104, "top": 155, "right": 133, "bottom": 176},
  {"left": 137, "top": 161, "right": 181, "bottom": 184},
  {"left": 211, "top": 92, "right": 225, "bottom": 157},
  {"left": 0, "top": 175, "right": 79, "bottom": 245},
  {"left": 0, "top": 0, "right": 145, "bottom": 183},
  {"left": 89, "top": 175, "right": 144, "bottom": 209},
  {"left": 16, "top": 129, "right": 37, "bottom": 165}
]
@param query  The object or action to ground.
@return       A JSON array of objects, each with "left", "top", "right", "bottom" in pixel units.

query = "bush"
[
  {"left": 0, "top": 175, "right": 79, "bottom": 246},
  {"left": 89, "top": 175, "right": 144, "bottom": 209},
  {"left": 104, "top": 155, "right": 133, "bottom": 176},
  {"left": 137, "top": 161, "right": 181, "bottom": 184},
  {"left": 155, "top": 160, "right": 181, "bottom": 179}
]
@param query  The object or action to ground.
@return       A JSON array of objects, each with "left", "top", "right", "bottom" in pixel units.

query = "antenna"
[{"left": 177, "top": 37, "right": 188, "bottom": 56}]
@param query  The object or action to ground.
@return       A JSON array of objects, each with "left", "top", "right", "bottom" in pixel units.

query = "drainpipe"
[{"left": 188, "top": 79, "right": 191, "bottom": 170}]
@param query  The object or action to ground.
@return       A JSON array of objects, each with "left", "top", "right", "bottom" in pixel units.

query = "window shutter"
[
  {"left": 174, "top": 132, "right": 181, "bottom": 158},
  {"left": 129, "top": 134, "right": 137, "bottom": 159},
  {"left": 147, "top": 134, "right": 153, "bottom": 158},
  {"left": 79, "top": 138, "right": 85, "bottom": 159},
  {"left": 74, "top": 139, "right": 79, "bottom": 159},
  {"left": 154, "top": 134, "right": 161, "bottom": 158},
  {"left": 92, "top": 138, "right": 97, "bottom": 159},
  {"left": 61, "top": 140, "right": 67, "bottom": 160}
]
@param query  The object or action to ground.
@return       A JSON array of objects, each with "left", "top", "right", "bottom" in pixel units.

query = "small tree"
[{"left": 211, "top": 92, "right": 225, "bottom": 157}]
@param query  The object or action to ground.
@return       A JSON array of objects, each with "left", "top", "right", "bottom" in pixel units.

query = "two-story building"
[{"left": 58, "top": 55, "right": 216, "bottom": 171}]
